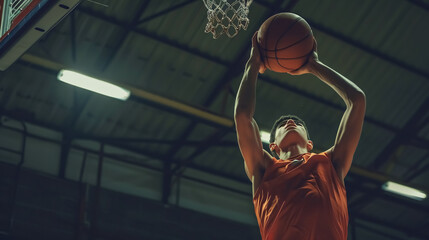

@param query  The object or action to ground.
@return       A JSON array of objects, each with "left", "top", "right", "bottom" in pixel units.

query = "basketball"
[{"left": 257, "top": 12, "right": 314, "bottom": 73}]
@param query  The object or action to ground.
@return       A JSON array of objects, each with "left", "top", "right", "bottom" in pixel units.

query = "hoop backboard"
[
  {"left": 0, "top": 0, "right": 80, "bottom": 71},
  {"left": 1, "top": 0, "right": 41, "bottom": 41}
]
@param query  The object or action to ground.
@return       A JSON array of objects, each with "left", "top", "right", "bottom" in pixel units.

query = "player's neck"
[{"left": 278, "top": 145, "right": 308, "bottom": 160}]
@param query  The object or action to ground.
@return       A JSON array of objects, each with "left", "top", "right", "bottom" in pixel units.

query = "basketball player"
[{"left": 234, "top": 33, "right": 366, "bottom": 240}]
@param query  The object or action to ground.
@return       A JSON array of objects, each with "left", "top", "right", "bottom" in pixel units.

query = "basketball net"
[{"left": 202, "top": 0, "right": 252, "bottom": 39}]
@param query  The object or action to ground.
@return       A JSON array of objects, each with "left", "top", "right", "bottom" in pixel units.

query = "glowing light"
[
  {"left": 260, "top": 130, "right": 270, "bottom": 144},
  {"left": 382, "top": 181, "right": 426, "bottom": 200},
  {"left": 58, "top": 70, "right": 130, "bottom": 101}
]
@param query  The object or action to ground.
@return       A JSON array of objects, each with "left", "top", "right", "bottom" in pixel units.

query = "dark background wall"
[{"left": 0, "top": 162, "right": 260, "bottom": 240}]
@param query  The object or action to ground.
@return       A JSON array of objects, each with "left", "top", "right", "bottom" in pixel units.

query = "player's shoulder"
[
  {"left": 322, "top": 147, "right": 334, "bottom": 160},
  {"left": 311, "top": 147, "right": 336, "bottom": 165},
  {"left": 262, "top": 149, "right": 276, "bottom": 169},
  {"left": 321, "top": 147, "right": 346, "bottom": 184}
]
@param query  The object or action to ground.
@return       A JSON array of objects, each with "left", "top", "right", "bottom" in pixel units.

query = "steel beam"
[
  {"left": 75, "top": 134, "right": 237, "bottom": 147},
  {"left": 75, "top": 3, "right": 429, "bottom": 128},
  {"left": 348, "top": 176, "right": 429, "bottom": 213},
  {"left": 408, "top": 137, "right": 429, "bottom": 150},
  {"left": 136, "top": 0, "right": 197, "bottom": 25},
  {"left": 18, "top": 54, "right": 234, "bottom": 128},
  {"left": 79, "top": 0, "right": 429, "bottom": 81},
  {"left": 402, "top": 152, "right": 429, "bottom": 181},
  {"left": 352, "top": 212, "right": 429, "bottom": 240},
  {"left": 90, "top": 143, "right": 104, "bottom": 240},
  {"left": 355, "top": 220, "right": 421, "bottom": 240},
  {"left": 59, "top": 134, "right": 71, "bottom": 178},
  {"left": 407, "top": 0, "right": 429, "bottom": 10},
  {"left": 404, "top": 159, "right": 429, "bottom": 182},
  {"left": 100, "top": 0, "right": 152, "bottom": 70},
  {"left": 77, "top": 6, "right": 229, "bottom": 67},
  {"left": 14, "top": 26, "right": 429, "bottom": 212},
  {"left": 306, "top": 19, "right": 429, "bottom": 81},
  {"left": 260, "top": 75, "right": 399, "bottom": 132},
  {"left": 1, "top": 115, "right": 429, "bottom": 221},
  {"left": 370, "top": 97, "right": 429, "bottom": 170},
  {"left": 13, "top": 55, "right": 429, "bottom": 175},
  {"left": 171, "top": 128, "right": 232, "bottom": 177},
  {"left": 70, "top": 11, "right": 77, "bottom": 63},
  {"left": 10, "top": 51, "right": 428, "bottom": 231},
  {"left": 29, "top": 9, "right": 408, "bottom": 134},
  {"left": 253, "top": 0, "right": 429, "bottom": 81}
]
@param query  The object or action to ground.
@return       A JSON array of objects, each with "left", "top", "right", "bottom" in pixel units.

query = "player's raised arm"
[
  {"left": 234, "top": 33, "right": 269, "bottom": 181},
  {"left": 315, "top": 62, "right": 365, "bottom": 181},
  {"left": 290, "top": 41, "right": 366, "bottom": 181}
]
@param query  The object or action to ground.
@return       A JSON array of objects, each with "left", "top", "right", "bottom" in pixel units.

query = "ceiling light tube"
[
  {"left": 57, "top": 69, "right": 130, "bottom": 101},
  {"left": 382, "top": 181, "right": 427, "bottom": 201},
  {"left": 260, "top": 130, "right": 270, "bottom": 144}
]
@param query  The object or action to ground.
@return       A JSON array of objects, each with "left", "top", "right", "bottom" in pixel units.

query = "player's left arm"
[
  {"left": 315, "top": 62, "right": 366, "bottom": 181},
  {"left": 290, "top": 42, "right": 366, "bottom": 181}
]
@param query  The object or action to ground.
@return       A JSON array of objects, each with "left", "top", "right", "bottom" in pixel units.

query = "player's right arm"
[{"left": 234, "top": 33, "right": 270, "bottom": 182}]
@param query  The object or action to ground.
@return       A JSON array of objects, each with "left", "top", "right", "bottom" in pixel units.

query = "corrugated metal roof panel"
[
  {"left": 314, "top": 31, "right": 429, "bottom": 129},
  {"left": 409, "top": 171, "right": 429, "bottom": 190},
  {"left": 104, "top": 32, "right": 228, "bottom": 105},
  {"left": 140, "top": 1, "right": 266, "bottom": 63},
  {"left": 361, "top": 198, "right": 429, "bottom": 228},
  {"left": 390, "top": 145, "right": 428, "bottom": 179},
  {"left": 295, "top": 0, "right": 429, "bottom": 71},
  {"left": 419, "top": 120, "right": 429, "bottom": 140},
  {"left": 73, "top": 97, "right": 192, "bottom": 154},
  {"left": 28, "top": 10, "right": 126, "bottom": 71},
  {"left": 1, "top": 65, "right": 73, "bottom": 127},
  {"left": 81, "top": 0, "right": 145, "bottom": 22},
  {"left": 354, "top": 218, "right": 422, "bottom": 240},
  {"left": 0, "top": 0, "right": 427, "bottom": 234},
  {"left": 192, "top": 145, "right": 247, "bottom": 178}
]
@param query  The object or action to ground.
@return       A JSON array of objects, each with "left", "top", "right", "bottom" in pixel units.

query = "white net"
[{"left": 203, "top": 0, "right": 252, "bottom": 39}]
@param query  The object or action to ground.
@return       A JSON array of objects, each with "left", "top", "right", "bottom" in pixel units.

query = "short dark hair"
[{"left": 269, "top": 115, "right": 310, "bottom": 157}]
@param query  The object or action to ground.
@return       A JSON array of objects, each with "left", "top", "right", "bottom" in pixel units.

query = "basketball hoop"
[{"left": 202, "top": 0, "right": 253, "bottom": 39}]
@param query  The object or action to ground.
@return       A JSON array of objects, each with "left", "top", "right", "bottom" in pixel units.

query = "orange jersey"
[{"left": 253, "top": 152, "right": 348, "bottom": 240}]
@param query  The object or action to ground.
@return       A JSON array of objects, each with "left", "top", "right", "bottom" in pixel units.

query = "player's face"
[{"left": 275, "top": 119, "right": 309, "bottom": 148}]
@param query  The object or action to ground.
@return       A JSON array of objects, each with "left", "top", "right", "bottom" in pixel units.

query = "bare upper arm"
[
  {"left": 235, "top": 114, "right": 272, "bottom": 181},
  {"left": 331, "top": 92, "right": 366, "bottom": 180}
]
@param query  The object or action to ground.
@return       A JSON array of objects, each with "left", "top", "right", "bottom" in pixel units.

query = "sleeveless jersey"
[{"left": 253, "top": 152, "right": 348, "bottom": 240}]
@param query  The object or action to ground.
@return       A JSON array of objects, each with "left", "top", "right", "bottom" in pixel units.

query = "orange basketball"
[{"left": 257, "top": 12, "right": 314, "bottom": 73}]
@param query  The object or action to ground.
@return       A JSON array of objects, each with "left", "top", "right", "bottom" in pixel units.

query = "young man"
[{"left": 234, "top": 33, "right": 366, "bottom": 240}]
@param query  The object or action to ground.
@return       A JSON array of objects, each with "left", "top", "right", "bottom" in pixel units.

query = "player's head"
[{"left": 269, "top": 115, "right": 312, "bottom": 157}]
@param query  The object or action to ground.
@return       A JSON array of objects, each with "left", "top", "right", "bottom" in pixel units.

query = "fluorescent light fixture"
[
  {"left": 260, "top": 130, "right": 270, "bottom": 144},
  {"left": 57, "top": 69, "right": 130, "bottom": 101},
  {"left": 382, "top": 181, "right": 426, "bottom": 201}
]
